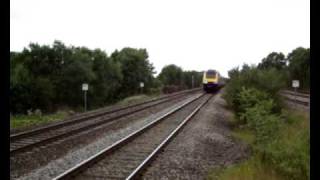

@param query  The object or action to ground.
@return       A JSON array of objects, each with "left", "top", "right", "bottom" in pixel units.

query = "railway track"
[
  {"left": 282, "top": 96, "right": 309, "bottom": 106},
  {"left": 280, "top": 90, "right": 309, "bottom": 107},
  {"left": 281, "top": 90, "right": 310, "bottom": 98},
  {"left": 10, "top": 88, "right": 201, "bottom": 155},
  {"left": 52, "top": 92, "right": 213, "bottom": 180}
]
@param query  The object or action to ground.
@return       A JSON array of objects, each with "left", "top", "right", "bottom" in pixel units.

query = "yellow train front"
[{"left": 203, "top": 69, "right": 220, "bottom": 92}]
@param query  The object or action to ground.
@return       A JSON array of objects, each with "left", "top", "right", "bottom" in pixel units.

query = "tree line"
[
  {"left": 256, "top": 47, "right": 310, "bottom": 90},
  {"left": 10, "top": 41, "right": 203, "bottom": 114}
]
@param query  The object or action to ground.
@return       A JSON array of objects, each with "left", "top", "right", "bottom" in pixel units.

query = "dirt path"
[{"left": 142, "top": 91, "right": 250, "bottom": 179}]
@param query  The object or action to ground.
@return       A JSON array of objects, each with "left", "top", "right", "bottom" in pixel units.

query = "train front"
[{"left": 203, "top": 70, "right": 219, "bottom": 92}]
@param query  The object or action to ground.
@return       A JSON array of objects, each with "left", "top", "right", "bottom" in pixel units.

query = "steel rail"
[
  {"left": 285, "top": 88, "right": 310, "bottom": 95},
  {"left": 10, "top": 90, "right": 201, "bottom": 155},
  {"left": 283, "top": 96, "right": 309, "bottom": 106},
  {"left": 126, "top": 94, "right": 213, "bottom": 180},
  {"left": 11, "top": 88, "right": 200, "bottom": 141},
  {"left": 52, "top": 93, "right": 206, "bottom": 180},
  {"left": 281, "top": 91, "right": 310, "bottom": 98}
]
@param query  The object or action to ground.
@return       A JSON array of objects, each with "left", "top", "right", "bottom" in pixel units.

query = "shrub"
[
  {"left": 224, "top": 65, "right": 286, "bottom": 109},
  {"left": 239, "top": 99, "right": 281, "bottom": 144},
  {"left": 236, "top": 87, "right": 270, "bottom": 116},
  {"left": 226, "top": 86, "right": 309, "bottom": 179},
  {"left": 147, "top": 87, "right": 162, "bottom": 95},
  {"left": 263, "top": 114, "right": 309, "bottom": 180}
]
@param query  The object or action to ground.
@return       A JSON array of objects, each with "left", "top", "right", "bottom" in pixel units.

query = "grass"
[
  {"left": 116, "top": 94, "right": 158, "bottom": 106},
  {"left": 10, "top": 111, "right": 68, "bottom": 130},
  {"left": 231, "top": 127, "right": 255, "bottom": 145},
  {"left": 207, "top": 155, "right": 285, "bottom": 180},
  {"left": 207, "top": 109, "right": 309, "bottom": 180},
  {"left": 10, "top": 94, "right": 160, "bottom": 130},
  {"left": 226, "top": 113, "right": 256, "bottom": 145}
]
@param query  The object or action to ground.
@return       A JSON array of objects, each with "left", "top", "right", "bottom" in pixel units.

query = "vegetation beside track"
[
  {"left": 207, "top": 52, "right": 309, "bottom": 180},
  {"left": 207, "top": 109, "right": 309, "bottom": 180},
  {"left": 10, "top": 93, "right": 159, "bottom": 130},
  {"left": 116, "top": 94, "right": 156, "bottom": 106},
  {"left": 10, "top": 111, "right": 68, "bottom": 129}
]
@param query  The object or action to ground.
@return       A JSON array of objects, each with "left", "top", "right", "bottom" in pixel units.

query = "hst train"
[{"left": 202, "top": 69, "right": 224, "bottom": 92}]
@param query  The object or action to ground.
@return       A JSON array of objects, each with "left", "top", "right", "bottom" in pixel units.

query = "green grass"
[
  {"left": 226, "top": 114, "right": 255, "bottom": 145},
  {"left": 207, "top": 155, "right": 285, "bottom": 180},
  {"left": 116, "top": 94, "right": 157, "bottom": 106},
  {"left": 10, "top": 111, "right": 68, "bottom": 129},
  {"left": 207, "top": 109, "right": 309, "bottom": 180},
  {"left": 263, "top": 110, "right": 309, "bottom": 179},
  {"left": 10, "top": 94, "right": 158, "bottom": 130},
  {"left": 231, "top": 127, "right": 255, "bottom": 145}
]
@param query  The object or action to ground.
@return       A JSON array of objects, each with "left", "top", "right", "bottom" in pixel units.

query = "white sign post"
[
  {"left": 292, "top": 80, "right": 299, "bottom": 106},
  {"left": 192, "top": 75, "right": 194, "bottom": 89},
  {"left": 292, "top": 80, "right": 300, "bottom": 88},
  {"left": 140, "top": 82, "right": 144, "bottom": 94},
  {"left": 82, "top": 83, "right": 89, "bottom": 112}
]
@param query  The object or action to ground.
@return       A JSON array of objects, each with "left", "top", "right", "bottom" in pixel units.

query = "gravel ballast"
[
  {"left": 12, "top": 93, "right": 202, "bottom": 180},
  {"left": 142, "top": 90, "right": 251, "bottom": 179}
]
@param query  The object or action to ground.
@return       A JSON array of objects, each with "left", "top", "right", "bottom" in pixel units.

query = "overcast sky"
[{"left": 10, "top": 0, "right": 309, "bottom": 77}]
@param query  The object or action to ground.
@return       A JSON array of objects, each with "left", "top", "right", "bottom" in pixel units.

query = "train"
[{"left": 202, "top": 69, "right": 225, "bottom": 92}]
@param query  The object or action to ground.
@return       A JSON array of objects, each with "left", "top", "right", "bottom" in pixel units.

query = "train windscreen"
[{"left": 206, "top": 71, "right": 217, "bottom": 78}]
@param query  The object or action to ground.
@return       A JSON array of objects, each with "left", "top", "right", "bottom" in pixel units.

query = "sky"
[{"left": 10, "top": 0, "right": 310, "bottom": 77}]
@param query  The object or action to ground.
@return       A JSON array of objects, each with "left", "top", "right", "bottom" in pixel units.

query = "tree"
[
  {"left": 158, "top": 64, "right": 184, "bottom": 86},
  {"left": 182, "top": 70, "right": 202, "bottom": 89},
  {"left": 90, "top": 49, "right": 123, "bottom": 106},
  {"left": 258, "top": 52, "right": 286, "bottom": 70},
  {"left": 287, "top": 47, "right": 310, "bottom": 89},
  {"left": 111, "top": 48, "right": 156, "bottom": 97}
]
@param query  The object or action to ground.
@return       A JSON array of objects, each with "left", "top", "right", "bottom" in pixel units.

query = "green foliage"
[
  {"left": 243, "top": 103, "right": 281, "bottom": 144},
  {"left": 287, "top": 47, "right": 310, "bottom": 89},
  {"left": 224, "top": 65, "right": 286, "bottom": 111},
  {"left": 157, "top": 65, "right": 202, "bottom": 93},
  {"left": 10, "top": 41, "right": 158, "bottom": 114},
  {"left": 235, "top": 87, "right": 270, "bottom": 116},
  {"left": 258, "top": 52, "right": 286, "bottom": 70},
  {"left": 111, "top": 48, "right": 156, "bottom": 97},
  {"left": 10, "top": 111, "right": 68, "bottom": 129},
  {"left": 263, "top": 111, "right": 309, "bottom": 180},
  {"left": 230, "top": 87, "right": 281, "bottom": 144},
  {"left": 182, "top": 70, "right": 202, "bottom": 89},
  {"left": 221, "top": 47, "right": 310, "bottom": 180},
  {"left": 207, "top": 155, "right": 285, "bottom": 180},
  {"left": 223, "top": 67, "right": 309, "bottom": 180},
  {"left": 158, "top": 64, "right": 184, "bottom": 86}
]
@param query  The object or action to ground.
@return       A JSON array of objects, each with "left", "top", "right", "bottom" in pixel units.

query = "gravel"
[
  {"left": 12, "top": 93, "right": 202, "bottom": 180},
  {"left": 142, "top": 90, "right": 251, "bottom": 180},
  {"left": 74, "top": 94, "right": 209, "bottom": 179}
]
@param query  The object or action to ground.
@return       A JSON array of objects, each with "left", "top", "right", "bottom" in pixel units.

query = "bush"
[
  {"left": 224, "top": 84, "right": 309, "bottom": 179},
  {"left": 263, "top": 113, "right": 309, "bottom": 180},
  {"left": 224, "top": 65, "right": 286, "bottom": 115},
  {"left": 221, "top": 54, "right": 309, "bottom": 180},
  {"left": 238, "top": 98, "right": 281, "bottom": 144},
  {"left": 147, "top": 87, "right": 162, "bottom": 95},
  {"left": 235, "top": 87, "right": 270, "bottom": 117}
]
